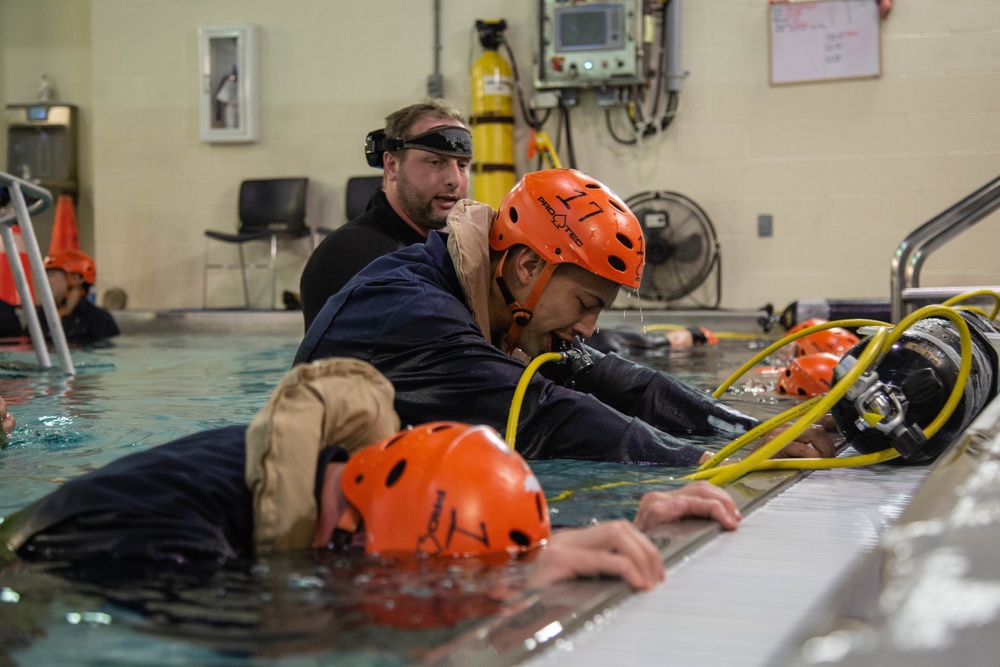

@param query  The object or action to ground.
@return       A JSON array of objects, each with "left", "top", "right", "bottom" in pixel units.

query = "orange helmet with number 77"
[
  {"left": 339, "top": 422, "right": 551, "bottom": 557},
  {"left": 490, "top": 169, "right": 645, "bottom": 289}
]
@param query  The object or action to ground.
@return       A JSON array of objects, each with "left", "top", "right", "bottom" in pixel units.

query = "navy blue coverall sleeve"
[{"left": 297, "top": 282, "right": 734, "bottom": 467}]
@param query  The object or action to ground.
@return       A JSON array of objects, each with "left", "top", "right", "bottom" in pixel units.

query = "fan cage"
[{"left": 624, "top": 190, "right": 721, "bottom": 308}]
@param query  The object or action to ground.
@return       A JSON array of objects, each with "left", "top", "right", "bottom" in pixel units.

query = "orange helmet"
[
  {"left": 490, "top": 169, "right": 645, "bottom": 290},
  {"left": 785, "top": 318, "right": 859, "bottom": 358},
  {"left": 490, "top": 169, "right": 645, "bottom": 352},
  {"left": 776, "top": 352, "right": 839, "bottom": 398},
  {"left": 340, "top": 422, "right": 551, "bottom": 557},
  {"left": 44, "top": 249, "right": 96, "bottom": 285}
]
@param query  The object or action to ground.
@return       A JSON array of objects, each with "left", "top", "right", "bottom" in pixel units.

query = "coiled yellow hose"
[
  {"left": 506, "top": 295, "right": 989, "bottom": 498},
  {"left": 689, "top": 304, "right": 976, "bottom": 486}
]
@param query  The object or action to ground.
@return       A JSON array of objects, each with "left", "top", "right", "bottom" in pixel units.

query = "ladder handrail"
[
  {"left": 890, "top": 174, "right": 1000, "bottom": 322},
  {"left": 0, "top": 173, "right": 52, "bottom": 225},
  {"left": 0, "top": 172, "right": 76, "bottom": 375}
]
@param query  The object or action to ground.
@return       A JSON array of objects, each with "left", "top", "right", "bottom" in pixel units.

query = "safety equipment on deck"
[
  {"left": 339, "top": 422, "right": 551, "bottom": 556},
  {"left": 785, "top": 318, "right": 860, "bottom": 358},
  {"left": 44, "top": 248, "right": 96, "bottom": 286},
  {"left": 49, "top": 194, "right": 80, "bottom": 255},
  {"left": 776, "top": 352, "right": 839, "bottom": 399},
  {"left": 471, "top": 19, "right": 516, "bottom": 209},
  {"left": 490, "top": 168, "right": 645, "bottom": 352},
  {"left": 688, "top": 296, "right": 1000, "bottom": 485},
  {"left": 500, "top": 295, "right": 1000, "bottom": 504},
  {"left": 771, "top": 298, "right": 892, "bottom": 331},
  {"left": 365, "top": 126, "right": 473, "bottom": 169},
  {"left": 831, "top": 310, "right": 999, "bottom": 465}
]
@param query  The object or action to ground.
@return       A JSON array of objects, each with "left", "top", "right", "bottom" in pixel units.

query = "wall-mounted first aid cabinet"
[{"left": 4, "top": 103, "right": 78, "bottom": 195}]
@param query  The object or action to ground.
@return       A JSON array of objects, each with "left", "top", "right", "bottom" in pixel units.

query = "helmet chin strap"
[{"left": 494, "top": 250, "right": 557, "bottom": 354}]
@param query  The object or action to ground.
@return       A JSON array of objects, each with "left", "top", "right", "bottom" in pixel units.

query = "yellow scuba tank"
[{"left": 471, "top": 20, "right": 516, "bottom": 209}]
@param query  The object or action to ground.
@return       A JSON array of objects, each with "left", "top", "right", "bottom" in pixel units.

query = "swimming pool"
[{"left": 0, "top": 322, "right": 799, "bottom": 666}]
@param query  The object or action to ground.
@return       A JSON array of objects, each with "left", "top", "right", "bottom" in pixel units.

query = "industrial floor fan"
[{"left": 625, "top": 190, "right": 721, "bottom": 308}]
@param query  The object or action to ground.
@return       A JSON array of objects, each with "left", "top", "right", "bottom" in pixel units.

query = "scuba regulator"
[{"left": 831, "top": 310, "right": 1000, "bottom": 465}]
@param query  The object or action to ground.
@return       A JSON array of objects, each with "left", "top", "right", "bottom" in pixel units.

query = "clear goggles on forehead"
[{"left": 365, "top": 126, "right": 473, "bottom": 168}]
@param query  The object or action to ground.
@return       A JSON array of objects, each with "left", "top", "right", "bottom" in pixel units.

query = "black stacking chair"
[
  {"left": 345, "top": 175, "right": 383, "bottom": 220},
  {"left": 314, "top": 175, "right": 383, "bottom": 238},
  {"left": 203, "top": 177, "right": 309, "bottom": 309}
]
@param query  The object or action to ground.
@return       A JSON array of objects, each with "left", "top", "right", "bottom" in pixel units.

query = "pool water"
[
  {"left": 0, "top": 333, "right": 296, "bottom": 517},
  {"left": 0, "top": 331, "right": 794, "bottom": 666}
]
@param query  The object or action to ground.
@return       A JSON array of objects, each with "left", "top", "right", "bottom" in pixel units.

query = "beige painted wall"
[
  {"left": 2, "top": 0, "right": 998, "bottom": 311},
  {"left": 0, "top": 0, "right": 93, "bottom": 251}
]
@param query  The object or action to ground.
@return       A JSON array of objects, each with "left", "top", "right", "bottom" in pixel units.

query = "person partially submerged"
[{"left": 0, "top": 359, "right": 741, "bottom": 592}]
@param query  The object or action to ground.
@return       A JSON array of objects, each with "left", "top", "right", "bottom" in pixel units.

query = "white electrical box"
[{"left": 535, "top": 0, "right": 644, "bottom": 90}]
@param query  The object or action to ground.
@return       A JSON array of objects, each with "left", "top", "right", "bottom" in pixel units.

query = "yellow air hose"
[
  {"left": 505, "top": 295, "right": 988, "bottom": 499},
  {"left": 506, "top": 351, "right": 563, "bottom": 448},
  {"left": 690, "top": 325, "right": 894, "bottom": 486},
  {"left": 941, "top": 289, "right": 1000, "bottom": 319},
  {"left": 690, "top": 304, "right": 977, "bottom": 485},
  {"left": 712, "top": 318, "right": 891, "bottom": 399}
]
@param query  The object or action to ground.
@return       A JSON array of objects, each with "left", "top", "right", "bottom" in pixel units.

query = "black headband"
[{"left": 365, "top": 125, "right": 472, "bottom": 168}]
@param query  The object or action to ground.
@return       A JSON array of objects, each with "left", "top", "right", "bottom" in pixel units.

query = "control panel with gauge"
[{"left": 535, "top": 0, "right": 644, "bottom": 89}]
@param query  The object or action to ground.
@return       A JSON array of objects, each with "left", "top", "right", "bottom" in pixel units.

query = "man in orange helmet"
[
  {"left": 297, "top": 169, "right": 835, "bottom": 465},
  {"left": 38, "top": 249, "right": 119, "bottom": 342}
]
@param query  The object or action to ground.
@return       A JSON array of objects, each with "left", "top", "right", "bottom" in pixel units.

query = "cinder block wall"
[{"left": 2, "top": 0, "right": 997, "bottom": 311}]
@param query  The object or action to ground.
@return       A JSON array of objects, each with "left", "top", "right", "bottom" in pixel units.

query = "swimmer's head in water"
[{"left": 337, "top": 422, "right": 551, "bottom": 557}]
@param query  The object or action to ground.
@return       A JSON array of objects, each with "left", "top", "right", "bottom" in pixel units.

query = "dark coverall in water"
[
  {"left": 0, "top": 300, "right": 20, "bottom": 338},
  {"left": 296, "top": 228, "right": 759, "bottom": 467},
  {"left": 0, "top": 425, "right": 345, "bottom": 565},
  {"left": 36, "top": 297, "right": 120, "bottom": 343}
]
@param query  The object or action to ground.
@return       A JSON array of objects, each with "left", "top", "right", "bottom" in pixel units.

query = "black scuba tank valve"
[{"left": 830, "top": 311, "right": 999, "bottom": 465}]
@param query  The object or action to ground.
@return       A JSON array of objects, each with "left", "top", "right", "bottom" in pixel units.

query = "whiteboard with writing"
[{"left": 769, "top": 0, "right": 881, "bottom": 85}]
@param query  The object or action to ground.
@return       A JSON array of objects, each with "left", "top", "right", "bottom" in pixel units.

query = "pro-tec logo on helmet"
[{"left": 537, "top": 195, "right": 585, "bottom": 247}]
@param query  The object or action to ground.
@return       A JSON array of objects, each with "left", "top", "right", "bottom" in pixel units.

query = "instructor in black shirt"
[{"left": 299, "top": 99, "right": 472, "bottom": 330}]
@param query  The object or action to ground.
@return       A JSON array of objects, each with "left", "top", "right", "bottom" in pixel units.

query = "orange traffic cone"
[
  {"left": 49, "top": 194, "right": 80, "bottom": 255},
  {"left": 0, "top": 225, "right": 35, "bottom": 306}
]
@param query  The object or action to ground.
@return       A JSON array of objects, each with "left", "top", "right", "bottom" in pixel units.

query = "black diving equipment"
[
  {"left": 364, "top": 126, "right": 474, "bottom": 168},
  {"left": 553, "top": 335, "right": 594, "bottom": 377},
  {"left": 534, "top": 335, "right": 595, "bottom": 390},
  {"left": 831, "top": 310, "right": 999, "bottom": 465},
  {"left": 760, "top": 298, "right": 893, "bottom": 332}
]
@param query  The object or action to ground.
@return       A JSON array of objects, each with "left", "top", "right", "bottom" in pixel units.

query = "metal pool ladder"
[
  {"left": 891, "top": 173, "right": 1000, "bottom": 322},
  {"left": 0, "top": 171, "right": 75, "bottom": 374}
]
